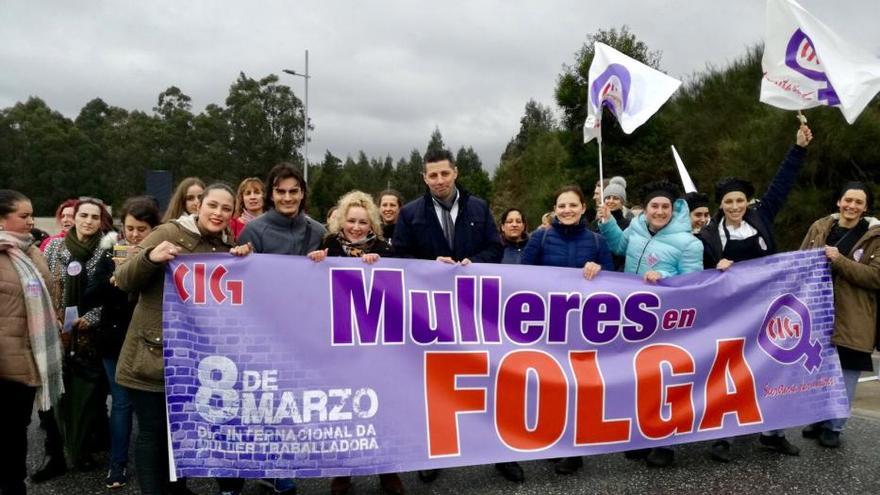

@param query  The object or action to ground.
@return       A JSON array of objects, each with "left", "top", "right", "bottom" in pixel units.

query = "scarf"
[
  {"left": 828, "top": 218, "right": 869, "bottom": 257},
  {"left": 239, "top": 209, "right": 260, "bottom": 225},
  {"left": 180, "top": 213, "right": 230, "bottom": 245},
  {"left": 432, "top": 189, "right": 458, "bottom": 250},
  {"left": 63, "top": 227, "right": 99, "bottom": 309},
  {"left": 336, "top": 232, "right": 377, "bottom": 257},
  {"left": 0, "top": 232, "right": 64, "bottom": 410}
]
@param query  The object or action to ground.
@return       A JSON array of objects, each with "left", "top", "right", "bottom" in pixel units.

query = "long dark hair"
[{"left": 163, "top": 177, "right": 205, "bottom": 223}]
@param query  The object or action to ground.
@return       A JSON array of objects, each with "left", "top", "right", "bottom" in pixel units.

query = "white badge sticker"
[
  {"left": 67, "top": 261, "right": 82, "bottom": 276},
  {"left": 853, "top": 248, "right": 864, "bottom": 262},
  {"left": 26, "top": 280, "right": 42, "bottom": 299},
  {"left": 759, "top": 237, "right": 768, "bottom": 251}
]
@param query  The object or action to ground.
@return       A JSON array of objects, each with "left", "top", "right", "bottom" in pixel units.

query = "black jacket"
[
  {"left": 84, "top": 253, "right": 137, "bottom": 359},
  {"left": 322, "top": 235, "right": 393, "bottom": 258},
  {"left": 699, "top": 145, "right": 806, "bottom": 268},
  {"left": 392, "top": 187, "right": 502, "bottom": 263}
]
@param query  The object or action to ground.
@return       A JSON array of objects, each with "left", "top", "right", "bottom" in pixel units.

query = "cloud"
[{"left": 1, "top": 0, "right": 878, "bottom": 172}]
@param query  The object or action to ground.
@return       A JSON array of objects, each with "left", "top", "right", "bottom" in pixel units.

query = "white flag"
[
  {"left": 583, "top": 42, "right": 681, "bottom": 143},
  {"left": 761, "top": 0, "right": 880, "bottom": 124},
  {"left": 671, "top": 145, "right": 697, "bottom": 194}
]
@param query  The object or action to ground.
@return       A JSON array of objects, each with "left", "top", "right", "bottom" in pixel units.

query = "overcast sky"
[{"left": 2, "top": 0, "right": 878, "bottom": 172}]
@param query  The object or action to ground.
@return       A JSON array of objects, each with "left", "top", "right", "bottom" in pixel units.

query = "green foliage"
[{"left": 5, "top": 33, "right": 879, "bottom": 257}]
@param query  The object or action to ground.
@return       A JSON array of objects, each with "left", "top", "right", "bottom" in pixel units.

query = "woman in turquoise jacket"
[
  {"left": 598, "top": 180, "right": 703, "bottom": 282},
  {"left": 597, "top": 180, "right": 703, "bottom": 468}
]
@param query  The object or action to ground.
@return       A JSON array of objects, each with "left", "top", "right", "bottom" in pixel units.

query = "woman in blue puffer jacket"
[
  {"left": 598, "top": 180, "right": 703, "bottom": 282},
  {"left": 521, "top": 185, "right": 613, "bottom": 477},
  {"left": 522, "top": 185, "right": 614, "bottom": 276},
  {"left": 597, "top": 179, "right": 703, "bottom": 468}
]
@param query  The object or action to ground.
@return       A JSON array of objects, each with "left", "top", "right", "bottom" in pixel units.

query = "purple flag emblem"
[
  {"left": 784, "top": 28, "right": 841, "bottom": 106},
  {"left": 590, "top": 63, "right": 631, "bottom": 117},
  {"left": 757, "top": 293, "right": 822, "bottom": 373}
]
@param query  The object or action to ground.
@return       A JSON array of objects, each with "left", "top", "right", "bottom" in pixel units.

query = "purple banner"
[{"left": 163, "top": 250, "right": 848, "bottom": 478}]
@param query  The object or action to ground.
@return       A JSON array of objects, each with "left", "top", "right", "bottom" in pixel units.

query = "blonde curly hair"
[{"left": 328, "top": 190, "right": 384, "bottom": 240}]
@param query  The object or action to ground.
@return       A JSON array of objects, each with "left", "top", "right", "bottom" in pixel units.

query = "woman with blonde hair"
[
  {"left": 161, "top": 177, "right": 205, "bottom": 223},
  {"left": 309, "top": 190, "right": 391, "bottom": 262},
  {"left": 230, "top": 177, "right": 265, "bottom": 239},
  {"left": 307, "top": 191, "right": 400, "bottom": 495}
]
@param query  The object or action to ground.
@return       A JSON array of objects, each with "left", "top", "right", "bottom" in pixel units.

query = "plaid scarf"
[{"left": 0, "top": 231, "right": 64, "bottom": 410}]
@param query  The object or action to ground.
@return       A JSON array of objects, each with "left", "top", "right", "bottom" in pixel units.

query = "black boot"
[
  {"left": 417, "top": 469, "right": 440, "bottom": 482},
  {"left": 709, "top": 440, "right": 732, "bottom": 463},
  {"left": 758, "top": 434, "right": 800, "bottom": 456},
  {"left": 30, "top": 455, "right": 67, "bottom": 483},
  {"left": 646, "top": 447, "right": 675, "bottom": 467},
  {"left": 495, "top": 462, "right": 524, "bottom": 482},
  {"left": 553, "top": 456, "right": 583, "bottom": 475},
  {"left": 623, "top": 448, "right": 651, "bottom": 460}
]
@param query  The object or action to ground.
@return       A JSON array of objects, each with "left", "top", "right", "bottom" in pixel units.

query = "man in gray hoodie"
[{"left": 237, "top": 163, "right": 325, "bottom": 256}]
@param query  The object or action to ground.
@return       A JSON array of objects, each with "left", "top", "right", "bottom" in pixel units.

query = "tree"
[
  {"left": 226, "top": 72, "right": 305, "bottom": 178},
  {"left": 310, "top": 150, "right": 347, "bottom": 218},
  {"left": 0, "top": 97, "right": 96, "bottom": 213},
  {"left": 502, "top": 99, "right": 557, "bottom": 160},
  {"left": 455, "top": 146, "right": 492, "bottom": 199},
  {"left": 393, "top": 149, "right": 425, "bottom": 202},
  {"left": 425, "top": 127, "right": 449, "bottom": 157}
]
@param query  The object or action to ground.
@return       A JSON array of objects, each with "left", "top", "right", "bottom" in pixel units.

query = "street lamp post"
[{"left": 283, "top": 49, "right": 310, "bottom": 184}]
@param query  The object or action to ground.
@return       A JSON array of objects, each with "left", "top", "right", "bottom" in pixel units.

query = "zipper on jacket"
[{"left": 635, "top": 238, "right": 652, "bottom": 274}]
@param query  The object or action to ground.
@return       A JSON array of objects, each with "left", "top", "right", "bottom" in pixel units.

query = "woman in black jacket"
[
  {"left": 696, "top": 124, "right": 812, "bottom": 464},
  {"left": 88, "top": 197, "right": 161, "bottom": 489},
  {"left": 307, "top": 190, "right": 401, "bottom": 495}
]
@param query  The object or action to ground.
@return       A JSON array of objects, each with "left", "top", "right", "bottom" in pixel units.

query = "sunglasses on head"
[{"left": 78, "top": 196, "right": 105, "bottom": 206}]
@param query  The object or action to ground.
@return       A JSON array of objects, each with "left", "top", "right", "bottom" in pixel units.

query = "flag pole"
[{"left": 598, "top": 137, "right": 605, "bottom": 208}]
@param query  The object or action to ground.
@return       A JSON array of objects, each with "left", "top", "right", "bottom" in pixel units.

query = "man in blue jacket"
[
  {"left": 392, "top": 149, "right": 520, "bottom": 483},
  {"left": 393, "top": 149, "right": 503, "bottom": 265}
]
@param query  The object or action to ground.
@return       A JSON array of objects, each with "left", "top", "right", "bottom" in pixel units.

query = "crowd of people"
[{"left": 1, "top": 121, "right": 878, "bottom": 495}]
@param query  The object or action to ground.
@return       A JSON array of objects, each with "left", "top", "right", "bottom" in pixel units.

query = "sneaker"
[
  {"left": 105, "top": 464, "right": 127, "bottom": 489},
  {"left": 758, "top": 434, "right": 800, "bottom": 456},
  {"left": 818, "top": 428, "right": 841, "bottom": 448},
  {"left": 709, "top": 440, "right": 732, "bottom": 463},
  {"left": 258, "top": 478, "right": 297, "bottom": 494}
]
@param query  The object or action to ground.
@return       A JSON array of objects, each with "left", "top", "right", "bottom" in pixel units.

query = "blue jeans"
[
  {"left": 103, "top": 358, "right": 133, "bottom": 467},
  {"left": 823, "top": 368, "right": 861, "bottom": 432}
]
